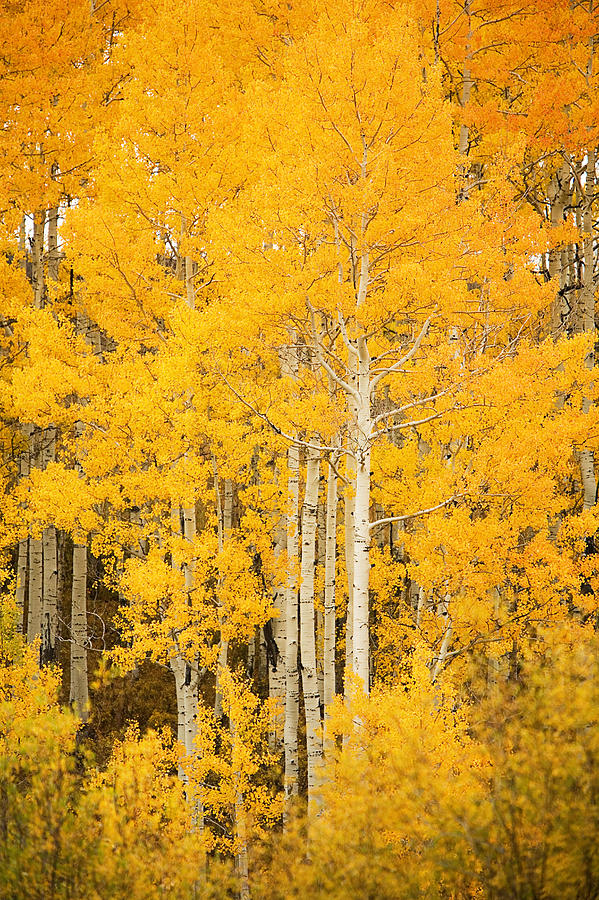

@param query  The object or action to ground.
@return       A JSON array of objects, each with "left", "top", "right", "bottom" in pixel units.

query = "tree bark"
[
  {"left": 344, "top": 430, "right": 355, "bottom": 690},
  {"left": 15, "top": 425, "right": 31, "bottom": 635},
  {"left": 47, "top": 206, "right": 59, "bottom": 282},
  {"left": 580, "top": 147, "right": 596, "bottom": 509},
  {"left": 284, "top": 438, "right": 300, "bottom": 810},
  {"left": 26, "top": 431, "right": 42, "bottom": 649},
  {"left": 300, "top": 446, "right": 323, "bottom": 813},
  {"left": 41, "top": 427, "right": 58, "bottom": 663},
  {"left": 32, "top": 210, "right": 46, "bottom": 309},
  {"left": 352, "top": 339, "right": 371, "bottom": 694},
  {"left": 323, "top": 451, "right": 338, "bottom": 748},
  {"left": 70, "top": 542, "right": 89, "bottom": 721},
  {"left": 268, "top": 499, "right": 287, "bottom": 747},
  {"left": 170, "top": 653, "right": 188, "bottom": 782},
  {"left": 214, "top": 476, "right": 232, "bottom": 719}
]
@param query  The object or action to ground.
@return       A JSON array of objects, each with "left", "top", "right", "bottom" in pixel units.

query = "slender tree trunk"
[
  {"left": 458, "top": 0, "right": 473, "bottom": 162},
  {"left": 549, "top": 159, "right": 572, "bottom": 332},
  {"left": 70, "top": 542, "right": 89, "bottom": 721},
  {"left": 231, "top": 718, "right": 250, "bottom": 900},
  {"left": 47, "top": 206, "right": 59, "bottom": 282},
  {"left": 42, "top": 427, "right": 58, "bottom": 663},
  {"left": 27, "top": 535, "right": 43, "bottom": 646},
  {"left": 431, "top": 592, "right": 452, "bottom": 682},
  {"left": 344, "top": 431, "right": 355, "bottom": 689},
  {"left": 171, "top": 653, "right": 188, "bottom": 782},
  {"left": 185, "top": 254, "right": 195, "bottom": 310},
  {"left": 214, "top": 472, "right": 232, "bottom": 719},
  {"left": 247, "top": 630, "right": 256, "bottom": 677},
  {"left": 316, "top": 491, "right": 326, "bottom": 708},
  {"left": 284, "top": 438, "right": 300, "bottom": 810},
  {"left": 42, "top": 207, "right": 59, "bottom": 656},
  {"left": 70, "top": 313, "right": 91, "bottom": 708},
  {"left": 580, "top": 147, "right": 596, "bottom": 509},
  {"left": 15, "top": 538, "right": 28, "bottom": 636},
  {"left": 323, "top": 451, "right": 338, "bottom": 748},
  {"left": 352, "top": 339, "right": 371, "bottom": 693},
  {"left": 15, "top": 425, "right": 31, "bottom": 635},
  {"left": 300, "top": 446, "right": 323, "bottom": 814},
  {"left": 268, "top": 501, "right": 287, "bottom": 747},
  {"left": 184, "top": 662, "right": 199, "bottom": 757},
  {"left": 32, "top": 210, "right": 46, "bottom": 309},
  {"left": 27, "top": 431, "right": 42, "bottom": 650}
]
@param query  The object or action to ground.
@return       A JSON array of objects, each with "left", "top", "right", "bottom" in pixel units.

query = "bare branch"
[
  {"left": 369, "top": 494, "right": 461, "bottom": 530},
  {"left": 216, "top": 364, "right": 355, "bottom": 458},
  {"left": 371, "top": 316, "right": 433, "bottom": 390}
]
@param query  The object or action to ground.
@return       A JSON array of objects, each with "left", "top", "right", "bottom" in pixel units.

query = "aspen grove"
[{"left": 2, "top": 0, "right": 599, "bottom": 897}]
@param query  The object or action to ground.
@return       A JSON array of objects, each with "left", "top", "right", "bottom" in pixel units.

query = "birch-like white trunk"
[
  {"left": 344, "top": 430, "right": 356, "bottom": 690},
  {"left": 184, "top": 661, "right": 199, "bottom": 758},
  {"left": 316, "top": 492, "right": 326, "bottom": 708},
  {"left": 32, "top": 210, "right": 45, "bottom": 309},
  {"left": 323, "top": 452, "right": 338, "bottom": 748},
  {"left": 549, "top": 160, "right": 572, "bottom": 332},
  {"left": 268, "top": 503, "right": 287, "bottom": 746},
  {"left": 214, "top": 477, "right": 232, "bottom": 719},
  {"left": 231, "top": 718, "right": 250, "bottom": 900},
  {"left": 352, "top": 338, "right": 371, "bottom": 693},
  {"left": 431, "top": 593, "right": 452, "bottom": 683},
  {"left": 15, "top": 425, "right": 31, "bottom": 635},
  {"left": 41, "top": 427, "right": 58, "bottom": 663},
  {"left": 171, "top": 653, "right": 188, "bottom": 782},
  {"left": 15, "top": 538, "right": 28, "bottom": 636},
  {"left": 300, "top": 446, "right": 323, "bottom": 813},
  {"left": 47, "top": 206, "right": 59, "bottom": 282},
  {"left": 70, "top": 542, "right": 89, "bottom": 721},
  {"left": 580, "top": 148, "right": 596, "bottom": 509},
  {"left": 27, "top": 432, "right": 42, "bottom": 649},
  {"left": 458, "top": 0, "right": 473, "bottom": 168},
  {"left": 284, "top": 439, "right": 300, "bottom": 808},
  {"left": 27, "top": 535, "right": 43, "bottom": 646}
]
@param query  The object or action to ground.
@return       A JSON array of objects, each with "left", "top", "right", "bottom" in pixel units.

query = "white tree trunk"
[
  {"left": 323, "top": 452, "right": 338, "bottom": 748},
  {"left": 344, "top": 433, "right": 355, "bottom": 690},
  {"left": 458, "top": 0, "right": 473, "bottom": 160},
  {"left": 214, "top": 474, "right": 232, "bottom": 719},
  {"left": 284, "top": 439, "right": 300, "bottom": 809},
  {"left": 15, "top": 425, "right": 31, "bottom": 635},
  {"left": 580, "top": 148, "right": 596, "bottom": 509},
  {"left": 27, "top": 535, "right": 43, "bottom": 646},
  {"left": 300, "top": 446, "right": 323, "bottom": 813},
  {"left": 231, "top": 718, "right": 250, "bottom": 900},
  {"left": 32, "top": 210, "right": 45, "bottom": 309},
  {"left": 431, "top": 593, "right": 453, "bottom": 683},
  {"left": 316, "top": 491, "right": 326, "bottom": 708},
  {"left": 70, "top": 542, "right": 89, "bottom": 721},
  {"left": 26, "top": 431, "right": 42, "bottom": 649},
  {"left": 352, "top": 338, "right": 371, "bottom": 693},
  {"left": 15, "top": 538, "right": 27, "bottom": 636},
  {"left": 268, "top": 501, "right": 287, "bottom": 746},
  {"left": 47, "top": 206, "right": 59, "bottom": 282},
  {"left": 41, "top": 427, "right": 57, "bottom": 663},
  {"left": 170, "top": 654, "right": 188, "bottom": 782}
]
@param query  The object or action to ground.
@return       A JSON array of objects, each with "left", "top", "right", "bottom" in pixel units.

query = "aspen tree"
[
  {"left": 70, "top": 541, "right": 89, "bottom": 721},
  {"left": 323, "top": 450, "right": 338, "bottom": 747},
  {"left": 214, "top": 475, "right": 234, "bottom": 720},
  {"left": 268, "top": 497, "right": 287, "bottom": 747},
  {"left": 26, "top": 431, "right": 43, "bottom": 648},
  {"left": 299, "top": 445, "right": 322, "bottom": 811},
  {"left": 41, "top": 428, "right": 58, "bottom": 663},
  {"left": 284, "top": 437, "right": 300, "bottom": 805},
  {"left": 14, "top": 426, "right": 32, "bottom": 636}
]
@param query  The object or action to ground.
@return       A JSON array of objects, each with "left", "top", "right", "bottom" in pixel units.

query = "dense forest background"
[{"left": 2, "top": 0, "right": 599, "bottom": 897}]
